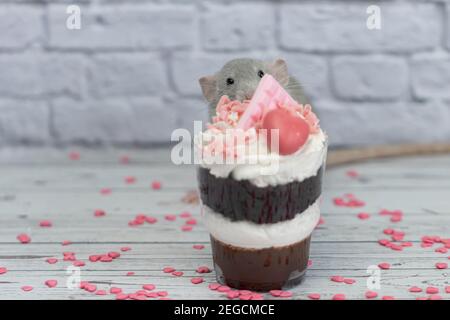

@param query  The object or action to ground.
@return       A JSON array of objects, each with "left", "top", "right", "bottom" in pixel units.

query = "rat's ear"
[
  {"left": 268, "top": 59, "right": 289, "bottom": 86},
  {"left": 199, "top": 75, "right": 217, "bottom": 103}
]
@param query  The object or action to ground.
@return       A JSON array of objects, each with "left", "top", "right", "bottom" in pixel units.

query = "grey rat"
[{"left": 199, "top": 58, "right": 309, "bottom": 117}]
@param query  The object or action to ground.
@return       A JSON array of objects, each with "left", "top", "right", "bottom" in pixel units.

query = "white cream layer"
[
  {"left": 197, "top": 130, "right": 327, "bottom": 188},
  {"left": 201, "top": 199, "right": 320, "bottom": 249}
]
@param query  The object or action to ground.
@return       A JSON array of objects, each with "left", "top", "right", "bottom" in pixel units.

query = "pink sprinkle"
[
  {"left": 145, "top": 216, "right": 158, "bottom": 224},
  {"left": 163, "top": 267, "right": 175, "bottom": 273},
  {"left": 172, "top": 271, "right": 184, "bottom": 277},
  {"left": 146, "top": 292, "right": 159, "bottom": 298},
  {"left": 428, "top": 294, "right": 442, "bottom": 300},
  {"left": 227, "top": 291, "right": 240, "bottom": 299},
  {"left": 94, "top": 209, "right": 105, "bottom": 217},
  {"left": 196, "top": 266, "right": 211, "bottom": 274},
  {"left": 157, "top": 291, "right": 168, "bottom": 297},
  {"left": 332, "top": 294, "right": 346, "bottom": 300},
  {"left": 269, "top": 290, "right": 282, "bottom": 297},
  {"left": 186, "top": 218, "right": 197, "bottom": 225},
  {"left": 61, "top": 240, "right": 71, "bottom": 246},
  {"left": 343, "top": 278, "right": 356, "bottom": 284},
  {"left": 426, "top": 286, "right": 439, "bottom": 294},
  {"left": 164, "top": 214, "right": 176, "bottom": 221},
  {"left": 120, "top": 156, "right": 130, "bottom": 164},
  {"left": 279, "top": 291, "right": 292, "bottom": 298},
  {"left": 46, "top": 258, "right": 58, "bottom": 264},
  {"left": 68, "top": 151, "right": 80, "bottom": 160},
  {"left": 365, "top": 291, "right": 378, "bottom": 299},
  {"left": 100, "top": 188, "right": 112, "bottom": 195},
  {"left": 435, "top": 247, "right": 448, "bottom": 254},
  {"left": 402, "top": 242, "right": 413, "bottom": 247},
  {"left": 116, "top": 293, "right": 128, "bottom": 300},
  {"left": 124, "top": 176, "right": 136, "bottom": 184},
  {"left": 217, "top": 285, "right": 231, "bottom": 292},
  {"left": 390, "top": 215, "right": 402, "bottom": 223},
  {"left": 239, "top": 294, "right": 252, "bottom": 300},
  {"left": 0, "top": 267, "right": 7, "bottom": 275},
  {"left": 331, "top": 275, "right": 345, "bottom": 283},
  {"left": 143, "top": 284, "right": 155, "bottom": 291},
  {"left": 382, "top": 296, "right": 395, "bottom": 300},
  {"left": 378, "top": 239, "right": 390, "bottom": 246},
  {"left": 181, "top": 225, "right": 193, "bottom": 232},
  {"left": 95, "top": 290, "right": 107, "bottom": 296},
  {"left": 89, "top": 255, "right": 100, "bottom": 262},
  {"left": 383, "top": 228, "right": 394, "bottom": 235},
  {"left": 307, "top": 293, "right": 321, "bottom": 300},
  {"left": 357, "top": 212, "right": 370, "bottom": 220},
  {"left": 251, "top": 293, "right": 264, "bottom": 300},
  {"left": 346, "top": 170, "right": 359, "bottom": 178},
  {"left": 390, "top": 244, "right": 403, "bottom": 251},
  {"left": 409, "top": 286, "right": 422, "bottom": 293},
  {"left": 378, "top": 263, "right": 391, "bottom": 270},
  {"left": 73, "top": 261, "right": 85, "bottom": 267},
  {"left": 193, "top": 244, "right": 205, "bottom": 250},
  {"left": 85, "top": 284, "right": 97, "bottom": 292},
  {"left": 180, "top": 211, "right": 192, "bottom": 218},
  {"left": 17, "top": 233, "right": 31, "bottom": 244},
  {"left": 308, "top": 259, "right": 313, "bottom": 267},
  {"left": 45, "top": 280, "right": 57, "bottom": 288},
  {"left": 239, "top": 290, "right": 253, "bottom": 296},
  {"left": 392, "top": 234, "right": 404, "bottom": 242},
  {"left": 191, "top": 277, "right": 204, "bottom": 284},
  {"left": 208, "top": 283, "right": 220, "bottom": 290},
  {"left": 39, "top": 220, "right": 52, "bottom": 227},
  {"left": 108, "top": 252, "right": 120, "bottom": 259},
  {"left": 120, "top": 246, "right": 131, "bottom": 252},
  {"left": 63, "top": 252, "right": 75, "bottom": 261},
  {"left": 126, "top": 271, "right": 135, "bottom": 276},
  {"left": 445, "top": 286, "right": 450, "bottom": 294},
  {"left": 151, "top": 181, "right": 162, "bottom": 190},
  {"left": 110, "top": 287, "right": 122, "bottom": 294},
  {"left": 21, "top": 286, "right": 33, "bottom": 292},
  {"left": 100, "top": 255, "right": 113, "bottom": 262},
  {"left": 316, "top": 217, "right": 325, "bottom": 227},
  {"left": 435, "top": 262, "right": 448, "bottom": 269}
]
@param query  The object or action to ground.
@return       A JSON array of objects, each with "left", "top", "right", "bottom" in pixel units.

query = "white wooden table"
[{"left": 0, "top": 148, "right": 448, "bottom": 300}]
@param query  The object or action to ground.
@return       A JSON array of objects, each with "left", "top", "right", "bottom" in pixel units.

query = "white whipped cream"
[
  {"left": 201, "top": 199, "right": 321, "bottom": 249},
  {"left": 196, "top": 129, "right": 327, "bottom": 188}
]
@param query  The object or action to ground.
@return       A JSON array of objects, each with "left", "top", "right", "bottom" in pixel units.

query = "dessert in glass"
[{"left": 195, "top": 75, "right": 327, "bottom": 291}]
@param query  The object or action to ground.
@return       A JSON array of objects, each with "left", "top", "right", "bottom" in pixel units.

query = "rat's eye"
[
  {"left": 226, "top": 78, "right": 234, "bottom": 85},
  {"left": 258, "top": 70, "right": 264, "bottom": 78}
]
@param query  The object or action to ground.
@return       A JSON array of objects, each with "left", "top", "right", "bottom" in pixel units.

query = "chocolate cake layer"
[
  {"left": 197, "top": 166, "right": 323, "bottom": 224},
  {"left": 210, "top": 235, "right": 311, "bottom": 291}
]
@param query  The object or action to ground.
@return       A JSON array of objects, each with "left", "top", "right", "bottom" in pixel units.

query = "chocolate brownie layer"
[
  {"left": 210, "top": 235, "right": 311, "bottom": 291},
  {"left": 197, "top": 166, "right": 323, "bottom": 224}
]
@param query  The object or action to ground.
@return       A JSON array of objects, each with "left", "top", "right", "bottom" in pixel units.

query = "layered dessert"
[{"left": 195, "top": 75, "right": 327, "bottom": 291}]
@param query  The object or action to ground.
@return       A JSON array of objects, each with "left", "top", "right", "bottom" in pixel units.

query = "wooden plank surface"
[{"left": 0, "top": 148, "right": 449, "bottom": 300}]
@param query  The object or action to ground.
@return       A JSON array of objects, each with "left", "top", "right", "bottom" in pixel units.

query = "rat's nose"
[{"left": 244, "top": 91, "right": 255, "bottom": 100}]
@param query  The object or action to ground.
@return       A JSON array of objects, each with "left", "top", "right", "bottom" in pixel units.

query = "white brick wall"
[{"left": 0, "top": 0, "right": 449, "bottom": 148}]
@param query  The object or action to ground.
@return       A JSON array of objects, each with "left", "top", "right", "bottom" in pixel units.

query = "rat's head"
[{"left": 199, "top": 58, "right": 289, "bottom": 111}]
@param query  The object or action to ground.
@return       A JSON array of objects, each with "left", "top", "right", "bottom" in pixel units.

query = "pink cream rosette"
[{"left": 200, "top": 95, "right": 320, "bottom": 160}]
